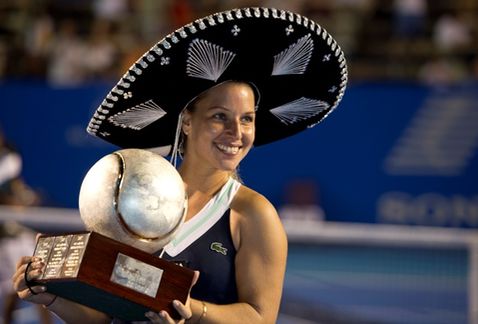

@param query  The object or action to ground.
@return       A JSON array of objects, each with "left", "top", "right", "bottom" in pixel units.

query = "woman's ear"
[{"left": 182, "top": 111, "right": 192, "bottom": 135}]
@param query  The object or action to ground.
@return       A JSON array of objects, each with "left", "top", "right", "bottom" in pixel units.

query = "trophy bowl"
[{"left": 78, "top": 148, "right": 187, "bottom": 254}]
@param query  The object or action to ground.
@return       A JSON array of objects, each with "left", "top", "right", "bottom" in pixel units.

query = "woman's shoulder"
[
  {"left": 231, "top": 184, "right": 278, "bottom": 221},
  {"left": 231, "top": 184, "right": 287, "bottom": 248}
]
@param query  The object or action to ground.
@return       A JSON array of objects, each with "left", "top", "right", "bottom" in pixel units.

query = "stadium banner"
[{"left": 0, "top": 81, "right": 477, "bottom": 228}]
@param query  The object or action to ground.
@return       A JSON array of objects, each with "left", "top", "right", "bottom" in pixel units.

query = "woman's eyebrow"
[{"left": 207, "top": 105, "right": 228, "bottom": 111}]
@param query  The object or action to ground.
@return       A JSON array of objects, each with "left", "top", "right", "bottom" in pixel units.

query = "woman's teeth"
[{"left": 217, "top": 144, "right": 239, "bottom": 154}]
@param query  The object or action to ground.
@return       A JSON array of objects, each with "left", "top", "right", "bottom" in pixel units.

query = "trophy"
[{"left": 30, "top": 149, "right": 194, "bottom": 321}]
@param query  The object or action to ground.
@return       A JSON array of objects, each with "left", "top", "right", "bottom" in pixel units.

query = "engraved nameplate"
[
  {"left": 61, "top": 233, "right": 89, "bottom": 277},
  {"left": 110, "top": 253, "right": 163, "bottom": 298},
  {"left": 33, "top": 233, "right": 90, "bottom": 279}
]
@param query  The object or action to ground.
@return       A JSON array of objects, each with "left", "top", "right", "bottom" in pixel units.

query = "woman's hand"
[
  {"left": 11, "top": 256, "right": 57, "bottom": 306},
  {"left": 144, "top": 271, "right": 199, "bottom": 323}
]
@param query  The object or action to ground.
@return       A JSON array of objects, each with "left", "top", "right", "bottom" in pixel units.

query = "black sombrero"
[{"left": 87, "top": 7, "right": 348, "bottom": 154}]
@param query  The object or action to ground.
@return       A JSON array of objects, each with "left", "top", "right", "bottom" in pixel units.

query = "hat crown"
[{"left": 87, "top": 7, "right": 348, "bottom": 152}]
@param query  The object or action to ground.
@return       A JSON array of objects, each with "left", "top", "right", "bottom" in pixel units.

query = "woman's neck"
[
  {"left": 181, "top": 168, "right": 229, "bottom": 195},
  {"left": 179, "top": 161, "right": 231, "bottom": 220}
]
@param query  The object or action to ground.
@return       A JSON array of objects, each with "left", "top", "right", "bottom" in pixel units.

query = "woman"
[
  {"left": 12, "top": 7, "right": 347, "bottom": 324},
  {"left": 13, "top": 81, "right": 286, "bottom": 324}
]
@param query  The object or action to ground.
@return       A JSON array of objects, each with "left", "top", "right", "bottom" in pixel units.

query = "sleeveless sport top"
[{"left": 160, "top": 177, "right": 241, "bottom": 304}]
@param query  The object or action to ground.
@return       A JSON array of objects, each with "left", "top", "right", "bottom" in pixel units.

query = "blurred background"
[{"left": 0, "top": 0, "right": 477, "bottom": 323}]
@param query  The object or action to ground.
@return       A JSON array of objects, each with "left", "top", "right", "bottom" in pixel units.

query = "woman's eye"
[
  {"left": 241, "top": 115, "right": 254, "bottom": 123},
  {"left": 212, "top": 113, "right": 227, "bottom": 121}
]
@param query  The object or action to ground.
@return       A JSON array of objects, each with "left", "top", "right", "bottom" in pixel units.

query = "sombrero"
[{"left": 87, "top": 7, "right": 348, "bottom": 155}]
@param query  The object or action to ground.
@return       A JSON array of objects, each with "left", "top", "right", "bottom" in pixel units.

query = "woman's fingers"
[
  {"left": 15, "top": 255, "right": 32, "bottom": 270},
  {"left": 173, "top": 300, "right": 192, "bottom": 320},
  {"left": 143, "top": 270, "right": 200, "bottom": 323},
  {"left": 145, "top": 310, "right": 174, "bottom": 323},
  {"left": 191, "top": 271, "right": 200, "bottom": 287},
  {"left": 13, "top": 259, "right": 43, "bottom": 288},
  {"left": 12, "top": 255, "right": 55, "bottom": 304},
  {"left": 144, "top": 301, "right": 192, "bottom": 324}
]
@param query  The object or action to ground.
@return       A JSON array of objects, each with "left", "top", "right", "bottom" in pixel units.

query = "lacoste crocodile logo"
[{"left": 210, "top": 242, "right": 227, "bottom": 255}]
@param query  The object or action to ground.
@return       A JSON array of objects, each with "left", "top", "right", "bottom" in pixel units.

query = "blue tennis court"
[{"left": 280, "top": 243, "right": 469, "bottom": 324}]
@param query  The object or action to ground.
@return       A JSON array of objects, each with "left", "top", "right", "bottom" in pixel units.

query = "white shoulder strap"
[{"left": 163, "top": 177, "right": 241, "bottom": 257}]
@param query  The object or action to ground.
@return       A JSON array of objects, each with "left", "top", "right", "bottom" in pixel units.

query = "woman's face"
[{"left": 182, "top": 82, "right": 256, "bottom": 172}]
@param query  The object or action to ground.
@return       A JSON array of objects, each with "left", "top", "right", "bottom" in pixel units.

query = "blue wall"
[{"left": 1, "top": 81, "right": 477, "bottom": 227}]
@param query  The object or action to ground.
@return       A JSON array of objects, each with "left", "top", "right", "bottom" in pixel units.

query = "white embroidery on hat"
[
  {"left": 131, "top": 66, "right": 142, "bottom": 75},
  {"left": 153, "top": 46, "right": 163, "bottom": 56},
  {"left": 207, "top": 16, "right": 216, "bottom": 26},
  {"left": 272, "top": 34, "right": 313, "bottom": 76},
  {"left": 198, "top": 20, "right": 206, "bottom": 30},
  {"left": 328, "top": 86, "right": 337, "bottom": 93},
  {"left": 303, "top": 17, "right": 309, "bottom": 28},
  {"left": 138, "top": 59, "right": 148, "bottom": 68},
  {"left": 216, "top": 13, "right": 224, "bottom": 23},
  {"left": 285, "top": 25, "right": 294, "bottom": 35},
  {"left": 107, "top": 93, "right": 118, "bottom": 102},
  {"left": 123, "top": 91, "right": 132, "bottom": 99},
  {"left": 231, "top": 25, "right": 241, "bottom": 36},
  {"left": 186, "top": 39, "right": 236, "bottom": 82},
  {"left": 271, "top": 8, "right": 279, "bottom": 18},
  {"left": 108, "top": 100, "right": 166, "bottom": 130},
  {"left": 270, "top": 97, "right": 329, "bottom": 125},
  {"left": 178, "top": 28, "right": 187, "bottom": 38},
  {"left": 234, "top": 9, "right": 243, "bottom": 19}
]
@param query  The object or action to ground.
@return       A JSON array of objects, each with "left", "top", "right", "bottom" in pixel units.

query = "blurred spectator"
[
  {"left": 471, "top": 56, "right": 478, "bottom": 81},
  {"left": 92, "top": 0, "right": 128, "bottom": 22},
  {"left": 46, "top": 19, "right": 88, "bottom": 86},
  {"left": 24, "top": 8, "right": 54, "bottom": 58},
  {"left": 0, "top": 129, "right": 48, "bottom": 323},
  {"left": 82, "top": 19, "right": 118, "bottom": 81},
  {"left": 392, "top": 0, "right": 427, "bottom": 38},
  {"left": 170, "top": 0, "right": 194, "bottom": 28},
  {"left": 0, "top": 133, "right": 22, "bottom": 204},
  {"left": 0, "top": 130, "right": 41, "bottom": 207},
  {"left": 0, "top": 41, "right": 6, "bottom": 78},
  {"left": 433, "top": 13, "right": 472, "bottom": 53},
  {"left": 0, "top": 0, "right": 477, "bottom": 82},
  {"left": 301, "top": 0, "right": 333, "bottom": 25},
  {"left": 263, "top": 0, "right": 305, "bottom": 13},
  {"left": 418, "top": 54, "right": 467, "bottom": 87},
  {"left": 330, "top": 0, "right": 373, "bottom": 56}
]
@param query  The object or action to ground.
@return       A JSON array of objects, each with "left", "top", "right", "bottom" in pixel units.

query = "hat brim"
[{"left": 87, "top": 7, "right": 348, "bottom": 154}]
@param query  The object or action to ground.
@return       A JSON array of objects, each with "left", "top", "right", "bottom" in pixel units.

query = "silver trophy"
[{"left": 31, "top": 149, "right": 193, "bottom": 321}]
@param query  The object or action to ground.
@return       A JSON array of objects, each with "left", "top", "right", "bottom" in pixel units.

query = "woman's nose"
[{"left": 226, "top": 119, "right": 241, "bottom": 139}]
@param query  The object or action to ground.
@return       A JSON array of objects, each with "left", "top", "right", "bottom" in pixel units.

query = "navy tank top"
[
  {"left": 162, "top": 209, "right": 237, "bottom": 304},
  {"left": 160, "top": 177, "right": 241, "bottom": 304}
]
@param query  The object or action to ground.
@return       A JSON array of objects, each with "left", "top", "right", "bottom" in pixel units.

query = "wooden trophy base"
[{"left": 32, "top": 231, "right": 194, "bottom": 321}]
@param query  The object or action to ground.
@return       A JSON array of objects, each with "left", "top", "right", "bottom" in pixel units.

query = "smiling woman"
[
  {"left": 12, "top": 7, "right": 347, "bottom": 324},
  {"left": 180, "top": 81, "right": 256, "bottom": 175}
]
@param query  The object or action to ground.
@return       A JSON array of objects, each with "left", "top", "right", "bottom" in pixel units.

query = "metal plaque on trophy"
[{"left": 30, "top": 149, "right": 193, "bottom": 321}]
